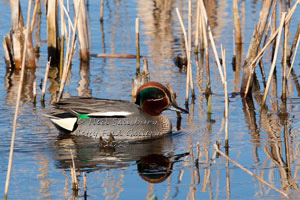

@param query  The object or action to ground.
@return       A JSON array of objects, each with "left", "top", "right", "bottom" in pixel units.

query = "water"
[{"left": 1, "top": 0, "right": 300, "bottom": 199}]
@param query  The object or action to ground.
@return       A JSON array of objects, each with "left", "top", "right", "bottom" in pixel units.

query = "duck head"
[{"left": 135, "top": 81, "right": 188, "bottom": 116}]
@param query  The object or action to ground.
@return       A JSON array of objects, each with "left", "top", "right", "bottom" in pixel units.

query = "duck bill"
[{"left": 168, "top": 102, "right": 189, "bottom": 114}]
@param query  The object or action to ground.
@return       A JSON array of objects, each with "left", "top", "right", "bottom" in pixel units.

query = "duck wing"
[
  {"left": 46, "top": 97, "right": 140, "bottom": 132},
  {"left": 54, "top": 97, "right": 139, "bottom": 116}
]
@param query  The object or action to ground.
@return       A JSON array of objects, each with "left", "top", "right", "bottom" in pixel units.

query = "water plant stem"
[
  {"left": 214, "top": 144, "right": 288, "bottom": 198},
  {"left": 262, "top": 12, "right": 286, "bottom": 107},
  {"left": 287, "top": 30, "right": 300, "bottom": 80},
  {"left": 199, "top": 0, "right": 225, "bottom": 84},
  {"left": 188, "top": 0, "right": 195, "bottom": 100},
  {"left": 57, "top": 0, "right": 82, "bottom": 102},
  {"left": 4, "top": 0, "right": 32, "bottom": 198},
  {"left": 41, "top": 59, "right": 51, "bottom": 103},
  {"left": 136, "top": 18, "right": 140, "bottom": 75},
  {"left": 221, "top": 47, "right": 229, "bottom": 148},
  {"left": 175, "top": 8, "right": 191, "bottom": 106},
  {"left": 100, "top": 0, "right": 104, "bottom": 22}
]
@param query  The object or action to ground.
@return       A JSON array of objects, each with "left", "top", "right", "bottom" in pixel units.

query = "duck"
[{"left": 45, "top": 81, "right": 188, "bottom": 141}]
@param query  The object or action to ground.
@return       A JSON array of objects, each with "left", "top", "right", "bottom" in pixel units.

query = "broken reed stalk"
[
  {"left": 194, "top": 0, "right": 201, "bottom": 54},
  {"left": 262, "top": 12, "right": 286, "bottom": 107},
  {"left": 91, "top": 53, "right": 138, "bottom": 59},
  {"left": 243, "top": 0, "right": 300, "bottom": 97},
  {"left": 242, "top": 4, "right": 300, "bottom": 97},
  {"left": 175, "top": 8, "right": 191, "bottom": 106},
  {"left": 287, "top": 28, "right": 300, "bottom": 79},
  {"left": 233, "top": 0, "right": 242, "bottom": 44},
  {"left": 4, "top": 0, "right": 33, "bottom": 198},
  {"left": 57, "top": 0, "right": 82, "bottom": 102},
  {"left": 240, "top": 0, "right": 273, "bottom": 96},
  {"left": 213, "top": 144, "right": 288, "bottom": 197},
  {"left": 59, "top": 0, "right": 75, "bottom": 31},
  {"left": 59, "top": 0, "right": 67, "bottom": 79},
  {"left": 243, "top": 28, "right": 280, "bottom": 97},
  {"left": 136, "top": 18, "right": 141, "bottom": 74},
  {"left": 188, "top": 0, "right": 195, "bottom": 100},
  {"left": 6, "top": 0, "right": 24, "bottom": 68},
  {"left": 221, "top": 47, "right": 229, "bottom": 148},
  {"left": 74, "top": 0, "right": 89, "bottom": 61},
  {"left": 41, "top": 59, "right": 51, "bottom": 103},
  {"left": 199, "top": 0, "right": 225, "bottom": 84},
  {"left": 287, "top": 22, "right": 300, "bottom": 63},
  {"left": 100, "top": 0, "right": 104, "bottom": 22},
  {"left": 282, "top": 19, "right": 289, "bottom": 100},
  {"left": 200, "top": 8, "right": 211, "bottom": 92},
  {"left": 30, "top": 0, "right": 40, "bottom": 32},
  {"left": 47, "top": 0, "right": 59, "bottom": 65}
]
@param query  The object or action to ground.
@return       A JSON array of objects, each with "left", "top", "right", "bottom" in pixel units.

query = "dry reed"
[
  {"left": 214, "top": 144, "right": 288, "bottom": 197},
  {"left": 4, "top": 0, "right": 33, "bottom": 198},
  {"left": 57, "top": 0, "right": 82, "bottom": 102},
  {"left": 100, "top": 0, "right": 104, "bottom": 22},
  {"left": 41, "top": 59, "right": 51, "bottom": 103},
  {"left": 136, "top": 18, "right": 141, "bottom": 74},
  {"left": 261, "top": 13, "right": 286, "bottom": 107},
  {"left": 221, "top": 46, "right": 229, "bottom": 149},
  {"left": 176, "top": 8, "right": 191, "bottom": 106},
  {"left": 287, "top": 31, "right": 300, "bottom": 79},
  {"left": 199, "top": 0, "right": 225, "bottom": 84}
]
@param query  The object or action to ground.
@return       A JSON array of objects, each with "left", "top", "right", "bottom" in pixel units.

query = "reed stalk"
[
  {"left": 30, "top": 0, "right": 40, "bottom": 32},
  {"left": 91, "top": 53, "right": 139, "bottom": 58},
  {"left": 287, "top": 29, "right": 300, "bottom": 79},
  {"left": 59, "top": 0, "right": 75, "bottom": 31},
  {"left": 287, "top": 22, "right": 300, "bottom": 63},
  {"left": 176, "top": 8, "right": 191, "bottom": 106},
  {"left": 233, "top": 0, "right": 242, "bottom": 44},
  {"left": 8, "top": 0, "right": 24, "bottom": 68},
  {"left": 214, "top": 144, "right": 288, "bottom": 197},
  {"left": 136, "top": 18, "right": 140, "bottom": 75},
  {"left": 282, "top": 20, "right": 289, "bottom": 100},
  {"left": 194, "top": 0, "right": 201, "bottom": 54},
  {"left": 57, "top": 0, "right": 81, "bottom": 102},
  {"left": 199, "top": 0, "right": 225, "bottom": 84},
  {"left": 41, "top": 59, "right": 51, "bottom": 103},
  {"left": 47, "top": 0, "right": 59, "bottom": 65},
  {"left": 221, "top": 47, "right": 229, "bottom": 149},
  {"left": 4, "top": 0, "right": 32, "bottom": 198},
  {"left": 262, "top": 12, "right": 286, "bottom": 107},
  {"left": 100, "top": 0, "right": 104, "bottom": 22},
  {"left": 188, "top": 0, "right": 195, "bottom": 101},
  {"left": 200, "top": 8, "right": 211, "bottom": 93},
  {"left": 240, "top": 0, "right": 273, "bottom": 96},
  {"left": 59, "top": 0, "right": 67, "bottom": 79},
  {"left": 74, "top": 0, "right": 89, "bottom": 61},
  {"left": 243, "top": 26, "right": 281, "bottom": 97}
]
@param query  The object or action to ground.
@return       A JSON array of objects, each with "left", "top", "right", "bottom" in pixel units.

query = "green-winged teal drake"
[{"left": 46, "top": 81, "right": 188, "bottom": 141}]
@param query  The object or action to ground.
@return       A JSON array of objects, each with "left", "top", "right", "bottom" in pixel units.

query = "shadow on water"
[{"left": 52, "top": 134, "right": 189, "bottom": 184}]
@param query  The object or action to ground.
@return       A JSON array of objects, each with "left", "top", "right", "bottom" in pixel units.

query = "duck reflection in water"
[
  {"left": 137, "top": 153, "right": 189, "bottom": 184},
  {"left": 53, "top": 134, "right": 188, "bottom": 183}
]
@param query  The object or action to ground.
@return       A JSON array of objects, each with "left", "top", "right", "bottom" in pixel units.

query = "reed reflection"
[
  {"left": 260, "top": 100, "right": 298, "bottom": 191},
  {"left": 76, "top": 60, "right": 92, "bottom": 97},
  {"left": 5, "top": 68, "right": 36, "bottom": 104}
]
